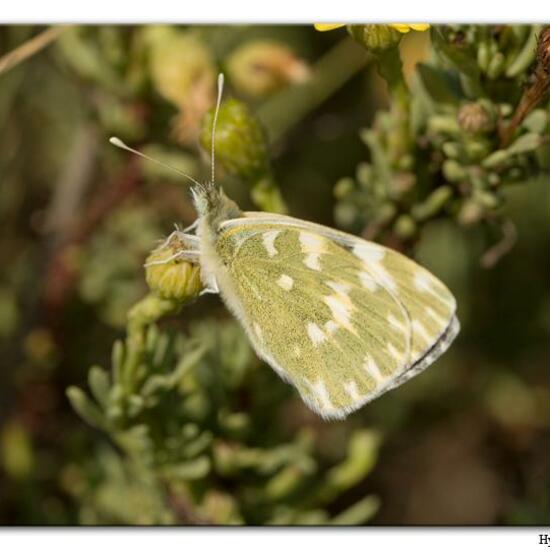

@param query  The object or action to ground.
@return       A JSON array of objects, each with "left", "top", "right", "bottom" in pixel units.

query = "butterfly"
[{"left": 111, "top": 75, "right": 459, "bottom": 420}]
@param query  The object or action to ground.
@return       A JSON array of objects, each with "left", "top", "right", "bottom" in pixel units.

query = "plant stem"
[
  {"left": 0, "top": 25, "right": 70, "bottom": 77},
  {"left": 257, "top": 38, "right": 370, "bottom": 142},
  {"left": 499, "top": 67, "right": 550, "bottom": 148}
]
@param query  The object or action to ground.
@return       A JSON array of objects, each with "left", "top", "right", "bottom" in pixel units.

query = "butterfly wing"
[{"left": 209, "top": 215, "right": 458, "bottom": 419}]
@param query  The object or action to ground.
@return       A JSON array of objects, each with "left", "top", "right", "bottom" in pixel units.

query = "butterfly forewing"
[{"left": 213, "top": 219, "right": 458, "bottom": 419}]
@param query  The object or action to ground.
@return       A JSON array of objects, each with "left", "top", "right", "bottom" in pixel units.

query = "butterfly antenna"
[
  {"left": 109, "top": 137, "right": 202, "bottom": 187},
  {"left": 211, "top": 73, "right": 224, "bottom": 185}
]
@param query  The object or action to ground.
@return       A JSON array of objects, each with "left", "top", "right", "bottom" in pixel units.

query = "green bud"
[
  {"left": 442, "top": 141, "right": 464, "bottom": 160},
  {"left": 334, "top": 202, "right": 359, "bottom": 229},
  {"left": 347, "top": 25, "right": 402, "bottom": 53},
  {"left": 499, "top": 103, "right": 513, "bottom": 117},
  {"left": 200, "top": 98, "right": 271, "bottom": 184},
  {"left": 474, "top": 190, "right": 501, "bottom": 209},
  {"left": 0, "top": 421, "right": 34, "bottom": 480},
  {"left": 265, "top": 466, "right": 304, "bottom": 501},
  {"left": 428, "top": 115, "right": 460, "bottom": 136},
  {"left": 442, "top": 159, "right": 468, "bottom": 182},
  {"left": 482, "top": 149, "right": 510, "bottom": 169},
  {"left": 411, "top": 186, "right": 453, "bottom": 221},
  {"left": 522, "top": 109, "right": 548, "bottom": 134},
  {"left": 487, "top": 52, "right": 506, "bottom": 79},
  {"left": 463, "top": 138, "right": 492, "bottom": 161},
  {"left": 145, "top": 233, "right": 203, "bottom": 303},
  {"left": 477, "top": 40, "right": 492, "bottom": 72},
  {"left": 356, "top": 162, "right": 373, "bottom": 189},
  {"left": 375, "top": 203, "right": 397, "bottom": 225},
  {"left": 334, "top": 177, "right": 355, "bottom": 200},
  {"left": 393, "top": 215, "right": 417, "bottom": 239}
]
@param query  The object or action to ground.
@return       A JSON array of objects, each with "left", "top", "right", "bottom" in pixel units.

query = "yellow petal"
[
  {"left": 314, "top": 24, "right": 346, "bottom": 32},
  {"left": 390, "top": 23, "right": 430, "bottom": 33},
  {"left": 408, "top": 24, "right": 430, "bottom": 32}
]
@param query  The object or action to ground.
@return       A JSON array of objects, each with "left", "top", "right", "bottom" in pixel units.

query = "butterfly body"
[{"left": 188, "top": 183, "right": 459, "bottom": 420}]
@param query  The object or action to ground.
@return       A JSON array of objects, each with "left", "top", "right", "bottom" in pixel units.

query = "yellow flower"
[
  {"left": 314, "top": 24, "right": 346, "bottom": 32},
  {"left": 314, "top": 23, "right": 430, "bottom": 33},
  {"left": 390, "top": 24, "right": 430, "bottom": 33}
]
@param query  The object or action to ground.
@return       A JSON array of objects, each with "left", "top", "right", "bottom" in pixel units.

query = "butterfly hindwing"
[{"left": 211, "top": 216, "right": 458, "bottom": 419}]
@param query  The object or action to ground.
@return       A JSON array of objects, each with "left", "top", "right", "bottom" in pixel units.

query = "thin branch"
[
  {"left": 0, "top": 25, "right": 70, "bottom": 77},
  {"left": 480, "top": 219, "right": 517, "bottom": 269},
  {"left": 499, "top": 68, "right": 550, "bottom": 148}
]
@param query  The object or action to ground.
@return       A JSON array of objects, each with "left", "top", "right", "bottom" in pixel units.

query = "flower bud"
[
  {"left": 457, "top": 101, "right": 495, "bottom": 134},
  {"left": 347, "top": 25, "right": 402, "bottom": 52},
  {"left": 145, "top": 233, "right": 203, "bottom": 303},
  {"left": 200, "top": 98, "right": 270, "bottom": 184},
  {"left": 227, "top": 40, "right": 311, "bottom": 98},
  {"left": 144, "top": 26, "right": 216, "bottom": 144},
  {"left": 393, "top": 214, "right": 417, "bottom": 239}
]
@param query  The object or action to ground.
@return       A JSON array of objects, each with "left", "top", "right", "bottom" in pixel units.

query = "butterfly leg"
[
  {"left": 144, "top": 249, "right": 201, "bottom": 267},
  {"left": 175, "top": 219, "right": 199, "bottom": 234}
]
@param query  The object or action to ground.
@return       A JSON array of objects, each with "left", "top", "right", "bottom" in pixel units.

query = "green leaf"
[
  {"left": 66, "top": 387, "right": 105, "bottom": 429},
  {"left": 330, "top": 495, "right": 380, "bottom": 525},
  {"left": 506, "top": 25, "right": 542, "bottom": 78},
  {"left": 88, "top": 366, "right": 111, "bottom": 408},
  {"left": 506, "top": 133, "right": 541, "bottom": 155},
  {"left": 416, "top": 63, "right": 461, "bottom": 105},
  {"left": 182, "top": 431, "right": 213, "bottom": 459},
  {"left": 318, "top": 430, "right": 381, "bottom": 502},
  {"left": 431, "top": 28, "right": 483, "bottom": 97},
  {"left": 161, "top": 456, "right": 211, "bottom": 480}
]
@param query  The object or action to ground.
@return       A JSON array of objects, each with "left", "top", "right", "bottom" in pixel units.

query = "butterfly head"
[{"left": 191, "top": 181, "right": 242, "bottom": 227}]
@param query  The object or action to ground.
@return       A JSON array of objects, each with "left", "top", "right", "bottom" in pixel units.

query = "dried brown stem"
[
  {"left": 480, "top": 219, "right": 517, "bottom": 269},
  {"left": 0, "top": 25, "right": 70, "bottom": 77},
  {"left": 42, "top": 161, "right": 142, "bottom": 317},
  {"left": 499, "top": 67, "right": 550, "bottom": 148}
]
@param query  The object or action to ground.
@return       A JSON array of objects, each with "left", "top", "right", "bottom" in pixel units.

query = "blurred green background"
[{"left": 0, "top": 24, "right": 550, "bottom": 525}]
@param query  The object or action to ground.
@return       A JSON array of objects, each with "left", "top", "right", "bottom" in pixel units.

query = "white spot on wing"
[
  {"left": 364, "top": 356, "right": 386, "bottom": 383},
  {"left": 370, "top": 263, "right": 397, "bottom": 291},
  {"left": 311, "top": 378, "right": 334, "bottom": 412},
  {"left": 299, "top": 232, "right": 325, "bottom": 253},
  {"left": 359, "top": 271, "right": 378, "bottom": 291},
  {"left": 307, "top": 322, "right": 326, "bottom": 346},
  {"left": 324, "top": 320, "right": 338, "bottom": 334},
  {"left": 304, "top": 253, "right": 321, "bottom": 270},
  {"left": 277, "top": 274, "right": 294, "bottom": 291},
  {"left": 344, "top": 380, "right": 361, "bottom": 401},
  {"left": 326, "top": 280, "right": 351, "bottom": 294},
  {"left": 262, "top": 230, "right": 280, "bottom": 257},
  {"left": 353, "top": 244, "right": 386, "bottom": 263},
  {"left": 414, "top": 271, "right": 432, "bottom": 292},
  {"left": 324, "top": 294, "right": 354, "bottom": 331},
  {"left": 300, "top": 232, "right": 325, "bottom": 271}
]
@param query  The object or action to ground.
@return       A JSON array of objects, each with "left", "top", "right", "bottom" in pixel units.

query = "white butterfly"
[{"left": 111, "top": 75, "right": 459, "bottom": 420}]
